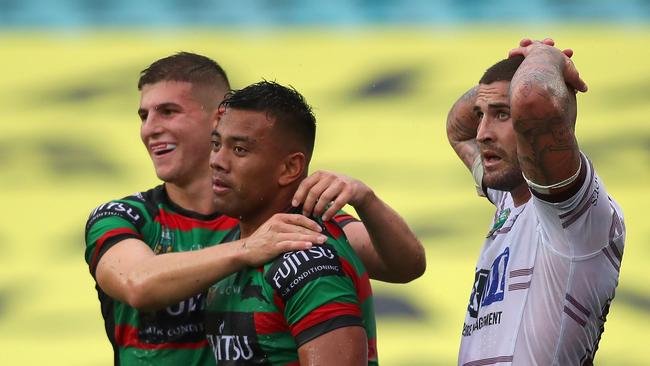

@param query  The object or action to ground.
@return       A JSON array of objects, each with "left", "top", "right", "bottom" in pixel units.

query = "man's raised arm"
[
  {"left": 446, "top": 85, "right": 481, "bottom": 171},
  {"left": 509, "top": 42, "right": 588, "bottom": 195}
]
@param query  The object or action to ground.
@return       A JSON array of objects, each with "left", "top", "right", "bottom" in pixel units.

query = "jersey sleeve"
[
  {"left": 531, "top": 153, "right": 626, "bottom": 258},
  {"left": 84, "top": 200, "right": 146, "bottom": 277},
  {"left": 264, "top": 242, "right": 363, "bottom": 347},
  {"left": 331, "top": 210, "right": 359, "bottom": 229}
]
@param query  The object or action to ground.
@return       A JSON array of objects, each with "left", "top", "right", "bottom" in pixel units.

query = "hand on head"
[{"left": 508, "top": 37, "right": 588, "bottom": 93}]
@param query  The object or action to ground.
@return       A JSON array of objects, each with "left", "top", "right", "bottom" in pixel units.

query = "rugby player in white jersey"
[{"left": 446, "top": 38, "right": 625, "bottom": 365}]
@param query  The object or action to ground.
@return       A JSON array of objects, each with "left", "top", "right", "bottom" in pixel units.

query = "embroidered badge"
[
  {"left": 154, "top": 225, "right": 174, "bottom": 254},
  {"left": 487, "top": 208, "right": 511, "bottom": 238}
]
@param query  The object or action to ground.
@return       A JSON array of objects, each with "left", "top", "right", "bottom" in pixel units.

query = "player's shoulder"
[
  {"left": 263, "top": 243, "right": 347, "bottom": 299},
  {"left": 85, "top": 185, "right": 162, "bottom": 230}
]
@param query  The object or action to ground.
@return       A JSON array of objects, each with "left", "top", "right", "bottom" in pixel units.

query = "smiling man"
[
  {"left": 205, "top": 81, "right": 381, "bottom": 365},
  {"left": 85, "top": 52, "right": 424, "bottom": 366},
  {"left": 446, "top": 39, "right": 625, "bottom": 365}
]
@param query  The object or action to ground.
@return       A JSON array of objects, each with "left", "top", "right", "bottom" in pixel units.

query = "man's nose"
[{"left": 476, "top": 116, "right": 493, "bottom": 143}]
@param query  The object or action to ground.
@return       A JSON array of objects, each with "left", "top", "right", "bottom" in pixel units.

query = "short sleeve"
[
  {"left": 84, "top": 201, "right": 145, "bottom": 277},
  {"left": 264, "top": 243, "right": 363, "bottom": 347},
  {"left": 531, "top": 154, "right": 625, "bottom": 257},
  {"left": 332, "top": 210, "right": 359, "bottom": 228}
]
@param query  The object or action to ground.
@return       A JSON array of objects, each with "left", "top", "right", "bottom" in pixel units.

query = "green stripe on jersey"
[{"left": 84, "top": 185, "right": 237, "bottom": 366}]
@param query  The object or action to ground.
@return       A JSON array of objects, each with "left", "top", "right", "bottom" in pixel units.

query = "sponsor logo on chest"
[{"left": 204, "top": 312, "right": 270, "bottom": 365}]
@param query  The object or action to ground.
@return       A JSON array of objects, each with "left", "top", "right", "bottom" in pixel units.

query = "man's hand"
[
  {"left": 292, "top": 170, "right": 372, "bottom": 221},
  {"left": 240, "top": 213, "right": 327, "bottom": 267},
  {"left": 509, "top": 37, "right": 588, "bottom": 93}
]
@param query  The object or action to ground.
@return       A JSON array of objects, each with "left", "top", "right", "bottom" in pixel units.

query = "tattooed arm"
[
  {"left": 446, "top": 86, "right": 481, "bottom": 171},
  {"left": 509, "top": 43, "right": 587, "bottom": 194}
]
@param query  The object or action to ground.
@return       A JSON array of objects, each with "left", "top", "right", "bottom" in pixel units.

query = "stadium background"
[{"left": 1, "top": 1, "right": 648, "bottom": 365}]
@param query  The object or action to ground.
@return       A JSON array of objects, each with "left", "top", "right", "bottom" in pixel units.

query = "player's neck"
[
  {"left": 510, "top": 182, "right": 532, "bottom": 207},
  {"left": 165, "top": 176, "right": 218, "bottom": 215},
  {"left": 239, "top": 189, "right": 296, "bottom": 239}
]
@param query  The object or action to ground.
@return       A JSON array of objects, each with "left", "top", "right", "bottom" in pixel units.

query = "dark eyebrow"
[
  {"left": 155, "top": 102, "right": 181, "bottom": 110},
  {"left": 229, "top": 135, "right": 255, "bottom": 144},
  {"left": 211, "top": 131, "right": 256, "bottom": 144},
  {"left": 488, "top": 102, "right": 510, "bottom": 109},
  {"left": 138, "top": 102, "right": 182, "bottom": 116}
]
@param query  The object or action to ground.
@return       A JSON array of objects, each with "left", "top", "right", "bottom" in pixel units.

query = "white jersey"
[{"left": 458, "top": 154, "right": 625, "bottom": 366}]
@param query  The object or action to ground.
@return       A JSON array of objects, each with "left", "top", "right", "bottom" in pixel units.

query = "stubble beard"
[{"left": 483, "top": 162, "right": 525, "bottom": 192}]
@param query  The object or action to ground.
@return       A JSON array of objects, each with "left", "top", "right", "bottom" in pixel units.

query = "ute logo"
[
  {"left": 265, "top": 244, "right": 343, "bottom": 302},
  {"left": 467, "top": 247, "right": 509, "bottom": 318}
]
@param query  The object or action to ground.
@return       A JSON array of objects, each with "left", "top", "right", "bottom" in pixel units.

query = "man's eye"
[
  {"left": 211, "top": 141, "right": 221, "bottom": 150},
  {"left": 234, "top": 146, "right": 247, "bottom": 154},
  {"left": 138, "top": 112, "right": 147, "bottom": 122},
  {"left": 497, "top": 111, "right": 510, "bottom": 120},
  {"left": 476, "top": 111, "right": 484, "bottom": 119}
]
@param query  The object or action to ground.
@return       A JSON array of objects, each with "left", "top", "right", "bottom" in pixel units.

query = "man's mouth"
[
  {"left": 212, "top": 177, "right": 232, "bottom": 194},
  {"left": 151, "top": 143, "right": 177, "bottom": 156},
  {"left": 482, "top": 151, "right": 503, "bottom": 167}
]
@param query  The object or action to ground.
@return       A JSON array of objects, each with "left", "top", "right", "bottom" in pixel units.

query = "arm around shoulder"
[{"left": 344, "top": 190, "right": 425, "bottom": 283}]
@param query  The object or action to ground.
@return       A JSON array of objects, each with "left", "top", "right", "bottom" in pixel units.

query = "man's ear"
[{"left": 278, "top": 152, "right": 306, "bottom": 186}]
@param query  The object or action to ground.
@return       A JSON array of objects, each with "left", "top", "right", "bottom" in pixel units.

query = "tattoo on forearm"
[
  {"left": 516, "top": 116, "right": 579, "bottom": 183},
  {"left": 447, "top": 86, "right": 479, "bottom": 142},
  {"left": 511, "top": 47, "right": 581, "bottom": 183},
  {"left": 447, "top": 87, "right": 481, "bottom": 169},
  {"left": 512, "top": 64, "right": 564, "bottom": 102}
]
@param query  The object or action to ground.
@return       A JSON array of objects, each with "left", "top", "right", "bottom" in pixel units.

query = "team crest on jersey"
[
  {"left": 467, "top": 247, "right": 510, "bottom": 318},
  {"left": 154, "top": 225, "right": 174, "bottom": 254},
  {"left": 487, "top": 208, "right": 511, "bottom": 237}
]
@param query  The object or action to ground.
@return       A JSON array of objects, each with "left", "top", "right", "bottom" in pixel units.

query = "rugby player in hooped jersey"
[
  {"left": 85, "top": 53, "right": 424, "bottom": 366},
  {"left": 447, "top": 39, "right": 625, "bottom": 364},
  {"left": 205, "top": 81, "right": 397, "bottom": 365}
]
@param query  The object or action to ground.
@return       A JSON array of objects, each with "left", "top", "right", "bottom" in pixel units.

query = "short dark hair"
[
  {"left": 137, "top": 52, "right": 230, "bottom": 91},
  {"left": 220, "top": 81, "right": 316, "bottom": 161},
  {"left": 479, "top": 55, "right": 525, "bottom": 85}
]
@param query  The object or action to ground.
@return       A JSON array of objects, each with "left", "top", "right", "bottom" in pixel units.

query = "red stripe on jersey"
[
  {"left": 114, "top": 324, "right": 207, "bottom": 350},
  {"left": 254, "top": 311, "right": 289, "bottom": 334},
  {"left": 91, "top": 228, "right": 141, "bottom": 269},
  {"left": 368, "top": 337, "right": 378, "bottom": 361},
  {"left": 290, "top": 302, "right": 361, "bottom": 337},
  {"left": 340, "top": 257, "right": 372, "bottom": 303},
  {"left": 273, "top": 292, "right": 286, "bottom": 312},
  {"left": 332, "top": 214, "right": 354, "bottom": 223},
  {"left": 323, "top": 220, "right": 343, "bottom": 239},
  {"left": 154, "top": 210, "right": 239, "bottom": 231}
]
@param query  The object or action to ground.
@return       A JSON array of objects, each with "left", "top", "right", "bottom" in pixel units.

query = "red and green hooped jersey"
[
  {"left": 204, "top": 211, "right": 378, "bottom": 366},
  {"left": 84, "top": 185, "right": 239, "bottom": 366}
]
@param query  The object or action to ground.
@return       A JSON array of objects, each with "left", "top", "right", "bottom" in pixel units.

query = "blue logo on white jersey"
[{"left": 467, "top": 247, "right": 509, "bottom": 318}]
